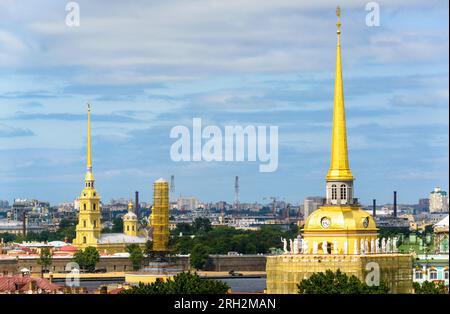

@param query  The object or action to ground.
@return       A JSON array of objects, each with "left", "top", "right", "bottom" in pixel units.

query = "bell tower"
[
  {"left": 123, "top": 200, "right": 138, "bottom": 237},
  {"left": 73, "top": 104, "right": 101, "bottom": 248}
]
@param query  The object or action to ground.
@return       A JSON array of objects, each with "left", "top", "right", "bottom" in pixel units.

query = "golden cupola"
[{"left": 302, "top": 7, "right": 377, "bottom": 255}]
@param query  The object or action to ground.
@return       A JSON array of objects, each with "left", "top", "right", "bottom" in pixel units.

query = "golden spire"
[
  {"left": 85, "top": 103, "right": 94, "bottom": 183},
  {"left": 326, "top": 6, "right": 354, "bottom": 181},
  {"left": 128, "top": 200, "right": 133, "bottom": 211}
]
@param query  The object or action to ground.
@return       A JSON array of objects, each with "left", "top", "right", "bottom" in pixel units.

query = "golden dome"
[{"left": 304, "top": 206, "right": 377, "bottom": 232}]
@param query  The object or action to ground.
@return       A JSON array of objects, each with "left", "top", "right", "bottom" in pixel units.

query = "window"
[
  {"left": 93, "top": 220, "right": 97, "bottom": 228},
  {"left": 415, "top": 271, "right": 423, "bottom": 280},
  {"left": 331, "top": 185, "right": 337, "bottom": 200},
  {"left": 445, "top": 271, "right": 449, "bottom": 280},
  {"left": 340, "top": 184, "right": 347, "bottom": 200},
  {"left": 93, "top": 204, "right": 96, "bottom": 211},
  {"left": 132, "top": 226, "right": 135, "bottom": 231},
  {"left": 83, "top": 220, "right": 86, "bottom": 228},
  {"left": 429, "top": 269, "right": 438, "bottom": 280},
  {"left": 83, "top": 204, "right": 86, "bottom": 210},
  {"left": 124, "top": 265, "right": 127, "bottom": 270},
  {"left": 83, "top": 236, "right": 87, "bottom": 244},
  {"left": 113, "top": 265, "right": 116, "bottom": 271},
  {"left": 127, "top": 226, "right": 130, "bottom": 231}
]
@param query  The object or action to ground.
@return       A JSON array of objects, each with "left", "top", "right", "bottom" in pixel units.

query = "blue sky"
[{"left": 0, "top": 0, "right": 448, "bottom": 205}]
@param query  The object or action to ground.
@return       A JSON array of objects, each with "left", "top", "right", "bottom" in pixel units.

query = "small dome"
[{"left": 123, "top": 211, "right": 137, "bottom": 221}]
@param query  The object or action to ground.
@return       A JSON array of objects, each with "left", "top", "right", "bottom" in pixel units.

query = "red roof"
[
  {"left": 59, "top": 245, "right": 78, "bottom": 252},
  {"left": 108, "top": 287, "right": 125, "bottom": 294},
  {"left": 0, "top": 275, "right": 62, "bottom": 293}
]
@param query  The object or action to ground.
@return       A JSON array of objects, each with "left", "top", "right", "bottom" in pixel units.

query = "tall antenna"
[
  {"left": 234, "top": 176, "right": 240, "bottom": 215},
  {"left": 170, "top": 175, "right": 175, "bottom": 193}
]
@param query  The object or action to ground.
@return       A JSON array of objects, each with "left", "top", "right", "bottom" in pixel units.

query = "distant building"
[
  {"left": 433, "top": 215, "right": 449, "bottom": 254},
  {"left": 430, "top": 187, "right": 448, "bottom": 213},
  {"left": 11, "top": 199, "right": 50, "bottom": 221},
  {"left": 0, "top": 219, "right": 47, "bottom": 235},
  {"left": 0, "top": 200, "right": 9, "bottom": 209},
  {"left": 177, "top": 197, "right": 199, "bottom": 211},
  {"left": 303, "top": 196, "right": 325, "bottom": 218},
  {"left": 418, "top": 198, "right": 430, "bottom": 207}
]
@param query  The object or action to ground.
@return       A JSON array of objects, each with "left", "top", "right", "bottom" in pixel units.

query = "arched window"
[
  {"left": 429, "top": 269, "right": 438, "bottom": 280},
  {"left": 444, "top": 270, "right": 449, "bottom": 280},
  {"left": 83, "top": 204, "right": 86, "bottom": 210},
  {"left": 132, "top": 226, "right": 135, "bottom": 231},
  {"left": 83, "top": 220, "right": 86, "bottom": 228},
  {"left": 127, "top": 226, "right": 130, "bottom": 231},
  {"left": 83, "top": 236, "right": 87, "bottom": 244},
  {"left": 340, "top": 184, "right": 347, "bottom": 200},
  {"left": 93, "top": 204, "right": 96, "bottom": 211},
  {"left": 93, "top": 220, "right": 96, "bottom": 228},
  {"left": 331, "top": 185, "right": 337, "bottom": 200},
  {"left": 415, "top": 270, "right": 423, "bottom": 280}
]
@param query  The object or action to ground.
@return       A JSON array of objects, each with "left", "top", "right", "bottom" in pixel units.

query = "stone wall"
[{"left": 204, "top": 254, "right": 267, "bottom": 272}]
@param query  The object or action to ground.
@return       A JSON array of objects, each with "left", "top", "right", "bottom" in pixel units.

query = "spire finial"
[
  {"left": 336, "top": 6, "right": 341, "bottom": 35},
  {"left": 85, "top": 103, "right": 94, "bottom": 183}
]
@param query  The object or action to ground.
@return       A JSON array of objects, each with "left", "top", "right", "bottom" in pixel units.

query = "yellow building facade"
[
  {"left": 266, "top": 7, "right": 413, "bottom": 294},
  {"left": 73, "top": 105, "right": 147, "bottom": 254}
]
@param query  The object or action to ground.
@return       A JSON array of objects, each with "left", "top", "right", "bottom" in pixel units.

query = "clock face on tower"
[
  {"left": 363, "top": 217, "right": 369, "bottom": 228},
  {"left": 321, "top": 217, "right": 331, "bottom": 229}
]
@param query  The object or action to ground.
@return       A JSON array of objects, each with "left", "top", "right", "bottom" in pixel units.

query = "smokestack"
[
  {"left": 393, "top": 191, "right": 397, "bottom": 217},
  {"left": 135, "top": 191, "right": 140, "bottom": 218},
  {"left": 372, "top": 199, "right": 376, "bottom": 217},
  {"left": 22, "top": 212, "right": 26, "bottom": 237}
]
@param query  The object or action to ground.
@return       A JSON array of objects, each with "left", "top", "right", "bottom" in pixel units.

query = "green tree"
[
  {"left": 73, "top": 246, "right": 100, "bottom": 273},
  {"left": 413, "top": 281, "right": 448, "bottom": 294},
  {"left": 126, "top": 244, "right": 144, "bottom": 271},
  {"left": 112, "top": 216, "right": 124, "bottom": 233},
  {"left": 0, "top": 233, "right": 17, "bottom": 243},
  {"left": 37, "top": 247, "right": 53, "bottom": 277},
  {"left": 297, "top": 269, "right": 390, "bottom": 294},
  {"left": 190, "top": 244, "right": 210, "bottom": 270},
  {"left": 144, "top": 240, "right": 153, "bottom": 255},
  {"left": 120, "top": 272, "right": 229, "bottom": 294},
  {"left": 174, "top": 222, "right": 193, "bottom": 235},
  {"left": 192, "top": 218, "right": 212, "bottom": 234}
]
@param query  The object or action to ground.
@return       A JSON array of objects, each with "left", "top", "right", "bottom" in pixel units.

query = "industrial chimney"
[
  {"left": 393, "top": 191, "right": 397, "bottom": 217},
  {"left": 135, "top": 191, "right": 140, "bottom": 218},
  {"left": 372, "top": 199, "right": 376, "bottom": 217}
]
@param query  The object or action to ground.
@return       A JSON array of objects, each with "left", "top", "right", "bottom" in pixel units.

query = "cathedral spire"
[
  {"left": 85, "top": 103, "right": 95, "bottom": 183},
  {"left": 326, "top": 6, "right": 353, "bottom": 181}
]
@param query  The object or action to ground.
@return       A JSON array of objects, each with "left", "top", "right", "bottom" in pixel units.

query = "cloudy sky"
[{"left": 0, "top": 0, "right": 448, "bottom": 205}]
